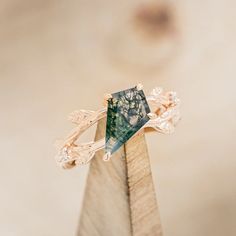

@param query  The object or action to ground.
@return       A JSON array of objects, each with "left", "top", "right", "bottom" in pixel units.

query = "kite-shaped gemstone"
[{"left": 105, "top": 86, "right": 151, "bottom": 155}]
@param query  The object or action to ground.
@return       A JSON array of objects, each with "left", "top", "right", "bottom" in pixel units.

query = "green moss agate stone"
[{"left": 105, "top": 86, "right": 151, "bottom": 155}]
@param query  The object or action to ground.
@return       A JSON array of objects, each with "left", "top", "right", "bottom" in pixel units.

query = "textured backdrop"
[{"left": 0, "top": 0, "right": 236, "bottom": 235}]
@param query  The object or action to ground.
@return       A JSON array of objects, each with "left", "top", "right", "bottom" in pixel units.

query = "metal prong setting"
[
  {"left": 103, "top": 152, "right": 111, "bottom": 161},
  {"left": 136, "top": 83, "right": 143, "bottom": 90},
  {"left": 104, "top": 93, "right": 112, "bottom": 100},
  {"left": 147, "top": 113, "right": 157, "bottom": 119},
  {"left": 103, "top": 93, "right": 112, "bottom": 106}
]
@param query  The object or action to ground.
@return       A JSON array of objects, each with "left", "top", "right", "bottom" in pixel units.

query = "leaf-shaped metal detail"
[{"left": 68, "top": 110, "right": 95, "bottom": 124}]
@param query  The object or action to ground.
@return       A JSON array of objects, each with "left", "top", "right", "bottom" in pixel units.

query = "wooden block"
[
  {"left": 125, "top": 130, "right": 162, "bottom": 236},
  {"left": 77, "top": 118, "right": 162, "bottom": 236}
]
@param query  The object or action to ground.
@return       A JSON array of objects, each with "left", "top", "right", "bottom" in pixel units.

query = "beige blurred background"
[{"left": 0, "top": 0, "right": 236, "bottom": 235}]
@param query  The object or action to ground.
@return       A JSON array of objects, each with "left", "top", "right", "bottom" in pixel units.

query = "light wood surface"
[
  {"left": 78, "top": 118, "right": 162, "bottom": 236},
  {"left": 1, "top": 1, "right": 236, "bottom": 235}
]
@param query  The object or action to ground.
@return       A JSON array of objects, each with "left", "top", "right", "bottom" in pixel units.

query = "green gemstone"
[{"left": 105, "top": 86, "right": 150, "bottom": 155}]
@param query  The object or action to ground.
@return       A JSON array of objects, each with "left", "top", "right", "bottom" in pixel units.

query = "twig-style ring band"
[{"left": 55, "top": 84, "right": 180, "bottom": 169}]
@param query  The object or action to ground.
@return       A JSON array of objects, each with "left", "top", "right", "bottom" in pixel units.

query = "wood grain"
[{"left": 78, "top": 118, "right": 162, "bottom": 236}]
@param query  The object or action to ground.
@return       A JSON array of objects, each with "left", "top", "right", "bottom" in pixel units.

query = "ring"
[{"left": 55, "top": 84, "right": 180, "bottom": 169}]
